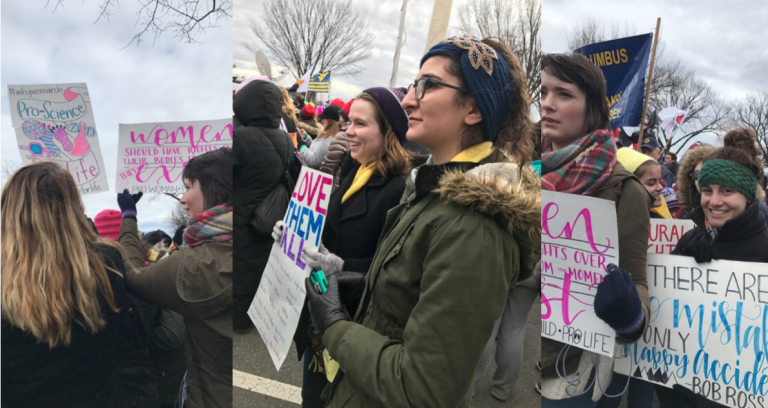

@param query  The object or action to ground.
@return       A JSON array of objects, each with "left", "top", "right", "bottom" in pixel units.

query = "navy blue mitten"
[{"left": 594, "top": 263, "right": 645, "bottom": 340}]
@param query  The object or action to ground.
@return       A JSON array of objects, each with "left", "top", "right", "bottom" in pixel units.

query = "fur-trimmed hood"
[
  {"left": 677, "top": 145, "right": 718, "bottom": 208},
  {"left": 436, "top": 162, "right": 541, "bottom": 238},
  {"left": 297, "top": 118, "right": 324, "bottom": 137}
]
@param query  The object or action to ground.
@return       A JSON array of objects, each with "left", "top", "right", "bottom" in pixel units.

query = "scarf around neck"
[
  {"left": 184, "top": 205, "right": 234, "bottom": 248},
  {"left": 341, "top": 163, "right": 376, "bottom": 204},
  {"left": 541, "top": 130, "right": 617, "bottom": 195}
]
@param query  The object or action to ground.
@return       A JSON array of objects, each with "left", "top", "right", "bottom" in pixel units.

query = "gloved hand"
[
  {"left": 681, "top": 239, "right": 713, "bottom": 263},
  {"left": 336, "top": 271, "right": 366, "bottom": 305},
  {"left": 594, "top": 264, "right": 644, "bottom": 340},
  {"left": 117, "top": 189, "right": 143, "bottom": 220},
  {"left": 305, "top": 274, "right": 350, "bottom": 335},
  {"left": 272, "top": 220, "right": 285, "bottom": 244},
  {"left": 301, "top": 246, "right": 343, "bottom": 276}
]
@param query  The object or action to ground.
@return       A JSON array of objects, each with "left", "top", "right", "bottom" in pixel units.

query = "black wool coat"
[
  {"left": 232, "top": 80, "right": 298, "bottom": 327},
  {"left": 671, "top": 201, "right": 768, "bottom": 263},
  {"left": 293, "top": 164, "right": 406, "bottom": 357}
]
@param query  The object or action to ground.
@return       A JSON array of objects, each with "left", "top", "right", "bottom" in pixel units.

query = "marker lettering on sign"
[{"left": 542, "top": 202, "right": 611, "bottom": 254}]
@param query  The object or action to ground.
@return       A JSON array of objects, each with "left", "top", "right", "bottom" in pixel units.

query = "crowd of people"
[
  {"left": 5, "top": 28, "right": 767, "bottom": 408},
  {"left": 539, "top": 52, "right": 768, "bottom": 408}
]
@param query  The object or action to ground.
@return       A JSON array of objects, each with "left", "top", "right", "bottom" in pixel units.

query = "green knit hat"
[{"left": 698, "top": 159, "right": 757, "bottom": 201}]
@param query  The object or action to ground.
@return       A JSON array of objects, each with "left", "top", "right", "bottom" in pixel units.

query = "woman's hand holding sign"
[{"left": 594, "top": 263, "right": 645, "bottom": 341}]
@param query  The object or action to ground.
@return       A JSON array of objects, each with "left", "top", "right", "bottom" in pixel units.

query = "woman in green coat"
[{"left": 303, "top": 36, "right": 541, "bottom": 408}]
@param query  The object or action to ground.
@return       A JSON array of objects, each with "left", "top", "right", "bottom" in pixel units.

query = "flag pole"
[{"left": 637, "top": 17, "right": 661, "bottom": 151}]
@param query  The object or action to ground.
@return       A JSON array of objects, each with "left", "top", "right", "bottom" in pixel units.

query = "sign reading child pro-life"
[
  {"left": 614, "top": 255, "right": 768, "bottom": 408},
  {"left": 8, "top": 83, "right": 109, "bottom": 195},
  {"left": 541, "top": 191, "right": 618, "bottom": 357},
  {"left": 116, "top": 119, "right": 232, "bottom": 194},
  {"left": 248, "top": 167, "right": 333, "bottom": 370}
]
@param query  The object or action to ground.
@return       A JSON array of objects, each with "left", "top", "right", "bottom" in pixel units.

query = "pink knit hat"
[{"left": 94, "top": 209, "right": 122, "bottom": 241}]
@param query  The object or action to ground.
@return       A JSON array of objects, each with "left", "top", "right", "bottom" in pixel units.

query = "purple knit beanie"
[{"left": 362, "top": 87, "right": 409, "bottom": 144}]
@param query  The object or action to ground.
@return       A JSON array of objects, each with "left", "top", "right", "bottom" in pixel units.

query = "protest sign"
[
  {"left": 248, "top": 167, "right": 333, "bottom": 370},
  {"left": 116, "top": 119, "right": 232, "bottom": 195},
  {"left": 8, "top": 83, "right": 109, "bottom": 195},
  {"left": 614, "top": 254, "right": 768, "bottom": 408},
  {"left": 541, "top": 191, "right": 618, "bottom": 357},
  {"left": 649, "top": 219, "right": 695, "bottom": 254},
  {"left": 575, "top": 34, "right": 653, "bottom": 129}
]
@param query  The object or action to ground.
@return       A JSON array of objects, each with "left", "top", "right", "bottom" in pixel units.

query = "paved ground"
[{"left": 233, "top": 297, "right": 542, "bottom": 407}]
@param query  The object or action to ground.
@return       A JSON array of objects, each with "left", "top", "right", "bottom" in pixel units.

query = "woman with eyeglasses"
[{"left": 300, "top": 36, "right": 540, "bottom": 408}]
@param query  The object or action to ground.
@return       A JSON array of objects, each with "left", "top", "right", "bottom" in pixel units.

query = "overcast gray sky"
[
  {"left": 233, "top": 0, "right": 473, "bottom": 101},
  {"left": 543, "top": 0, "right": 768, "bottom": 150},
  {"left": 2, "top": 2, "right": 232, "bottom": 235}
]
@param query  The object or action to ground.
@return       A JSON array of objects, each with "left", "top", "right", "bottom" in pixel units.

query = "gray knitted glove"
[
  {"left": 301, "top": 245, "right": 343, "bottom": 275},
  {"left": 271, "top": 220, "right": 285, "bottom": 244}
]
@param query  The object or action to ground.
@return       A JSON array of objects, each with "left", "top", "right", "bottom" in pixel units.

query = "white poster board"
[
  {"left": 116, "top": 119, "right": 232, "bottom": 194},
  {"left": 614, "top": 254, "right": 768, "bottom": 408},
  {"left": 248, "top": 167, "right": 334, "bottom": 370},
  {"left": 8, "top": 83, "right": 109, "bottom": 195},
  {"left": 648, "top": 219, "right": 695, "bottom": 254},
  {"left": 541, "top": 191, "right": 618, "bottom": 357}
]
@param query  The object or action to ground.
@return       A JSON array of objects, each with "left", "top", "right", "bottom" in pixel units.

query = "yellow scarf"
[
  {"left": 651, "top": 195, "right": 673, "bottom": 219},
  {"left": 341, "top": 163, "right": 376, "bottom": 204},
  {"left": 450, "top": 141, "right": 494, "bottom": 163}
]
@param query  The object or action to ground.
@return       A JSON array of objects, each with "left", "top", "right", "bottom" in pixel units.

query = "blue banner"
[{"left": 575, "top": 34, "right": 653, "bottom": 128}]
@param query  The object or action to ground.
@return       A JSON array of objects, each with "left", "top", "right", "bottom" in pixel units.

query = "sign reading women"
[
  {"left": 614, "top": 254, "right": 768, "bottom": 408},
  {"left": 8, "top": 83, "right": 109, "bottom": 195},
  {"left": 541, "top": 191, "right": 619, "bottom": 357},
  {"left": 116, "top": 119, "right": 232, "bottom": 195},
  {"left": 248, "top": 167, "right": 333, "bottom": 370}
]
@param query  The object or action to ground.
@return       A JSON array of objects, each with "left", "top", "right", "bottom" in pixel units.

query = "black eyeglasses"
[
  {"left": 407, "top": 77, "right": 470, "bottom": 100},
  {"left": 691, "top": 170, "right": 700, "bottom": 181}
]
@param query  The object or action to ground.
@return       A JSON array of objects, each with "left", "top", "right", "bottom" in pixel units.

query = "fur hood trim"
[{"left": 436, "top": 162, "right": 541, "bottom": 237}]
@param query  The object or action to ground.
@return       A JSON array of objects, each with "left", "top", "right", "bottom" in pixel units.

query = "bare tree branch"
[
  {"left": 47, "top": 0, "right": 232, "bottom": 48},
  {"left": 731, "top": 89, "right": 768, "bottom": 158},
  {"left": 247, "top": 0, "right": 374, "bottom": 80}
]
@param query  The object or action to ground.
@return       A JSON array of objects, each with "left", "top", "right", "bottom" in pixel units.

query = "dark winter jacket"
[
  {"left": 232, "top": 80, "right": 298, "bottom": 329},
  {"left": 293, "top": 165, "right": 407, "bottom": 357},
  {"left": 319, "top": 131, "right": 351, "bottom": 192},
  {"left": 665, "top": 160, "right": 679, "bottom": 177},
  {"left": 671, "top": 202, "right": 768, "bottom": 262},
  {"left": 657, "top": 202, "right": 768, "bottom": 408},
  {"left": 120, "top": 218, "right": 233, "bottom": 408},
  {"left": 321, "top": 151, "right": 541, "bottom": 408},
  {"left": 2, "top": 245, "right": 126, "bottom": 408}
]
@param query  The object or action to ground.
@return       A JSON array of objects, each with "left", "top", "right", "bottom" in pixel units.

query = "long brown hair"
[
  {"left": 355, "top": 93, "right": 412, "bottom": 177},
  {"left": 1, "top": 162, "right": 121, "bottom": 348},
  {"left": 278, "top": 85, "right": 299, "bottom": 125},
  {"left": 318, "top": 119, "right": 341, "bottom": 140},
  {"left": 444, "top": 37, "right": 534, "bottom": 166}
]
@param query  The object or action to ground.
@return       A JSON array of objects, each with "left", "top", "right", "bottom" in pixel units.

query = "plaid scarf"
[
  {"left": 541, "top": 130, "right": 617, "bottom": 195},
  {"left": 183, "top": 205, "right": 233, "bottom": 248}
]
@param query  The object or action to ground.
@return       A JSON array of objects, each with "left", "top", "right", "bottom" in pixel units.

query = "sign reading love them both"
[
  {"left": 614, "top": 254, "right": 768, "bottom": 408},
  {"left": 541, "top": 191, "right": 619, "bottom": 357},
  {"left": 116, "top": 119, "right": 232, "bottom": 195},
  {"left": 248, "top": 167, "right": 334, "bottom": 370},
  {"left": 8, "top": 83, "right": 109, "bottom": 195}
]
